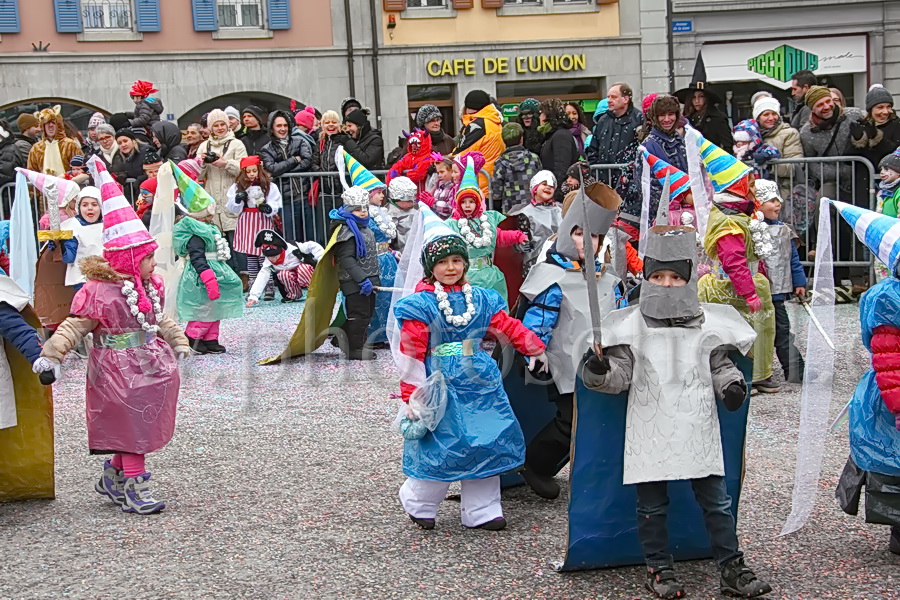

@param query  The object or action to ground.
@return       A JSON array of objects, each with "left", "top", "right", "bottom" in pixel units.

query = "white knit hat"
[
  {"left": 753, "top": 97, "right": 781, "bottom": 121},
  {"left": 224, "top": 106, "right": 240, "bottom": 120}
]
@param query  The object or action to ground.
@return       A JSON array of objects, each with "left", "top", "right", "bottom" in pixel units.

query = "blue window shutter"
[
  {"left": 53, "top": 0, "right": 83, "bottom": 33},
  {"left": 266, "top": 0, "right": 290, "bottom": 30},
  {"left": 191, "top": 0, "right": 217, "bottom": 31},
  {"left": 135, "top": 0, "right": 161, "bottom": 32},
  {"left": 0, "top": 0, "right": 20, "bottom": 33}
]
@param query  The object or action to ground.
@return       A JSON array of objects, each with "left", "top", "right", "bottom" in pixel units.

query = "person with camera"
[{"left": 197, "top": 109, "right": 248, "bottom": 280}]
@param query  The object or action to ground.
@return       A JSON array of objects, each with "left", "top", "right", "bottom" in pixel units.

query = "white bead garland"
[
  {"left": 749, "top": 211, "right": 776, "bottom": 260},
  {"left": 121, "top": 279, "right": 164, "bottom": 334},
  {"left": 213, "top": 232, "right": 231, "bottom": 261},
  {"left": 457, "top": 214, "right": 492, "bottom": 248},
  {"left": 434, "top": 281, "right": 476, "bottom": 328}
]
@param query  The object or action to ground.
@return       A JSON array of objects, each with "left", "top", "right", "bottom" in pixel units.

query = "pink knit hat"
[
  {"left": 641, "top": 93, "right": 659, "bottom": 116},
  {"left": 87, "top": 156, "right": 159, "bottom": 312},
  {"left": 294, "top": 106, "right": 316, "bottom": 130}
]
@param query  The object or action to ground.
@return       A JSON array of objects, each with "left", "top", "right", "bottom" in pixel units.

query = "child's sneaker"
[
  {"left": 94, "top": 459, "right": 125, "bottom": 506},
  {"left": 122, "top": 473, "right": 166, "bottom": 515},
  {"left": 720, "top": 558, "right": 772, "bottom": 597},
  {"left": 645, "top": 567, "right": 686, "bottom": 599}
]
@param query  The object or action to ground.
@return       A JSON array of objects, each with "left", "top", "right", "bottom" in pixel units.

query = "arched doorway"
[
  {"left": 178, "top": 92, "right": 303, "bottom": 129},
  {"left": 0, "top": 98, "right": 108, "bottom": 134}
]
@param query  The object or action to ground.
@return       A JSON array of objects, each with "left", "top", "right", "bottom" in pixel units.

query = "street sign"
[{"left": 672, "top": 20, "right": 693, "bottom": 34}]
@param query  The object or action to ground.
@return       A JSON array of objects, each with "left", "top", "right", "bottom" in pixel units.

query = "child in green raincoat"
[{"left": 448, "top": 155, "right": 528, "bottom": 307}]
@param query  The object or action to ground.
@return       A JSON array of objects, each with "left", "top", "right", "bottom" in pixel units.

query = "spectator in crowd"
[
  {"left": 240, "top": 106, "right": 268, "bottom": 157},
  {"left": 491, "top": 122, "right": 542, "bottom": 212},
  {"left": 799, "top": 85, "right": 866, "bottom": 201},
  {"left": 587, "top": 82, "right": 643, "bottom": 205},
  {"left": 340, "top": 109, "right": 385, "bottom": 170},
  {"left": 86, "top": 112, "right": 106, "bottom": 154},
  {"left": 341, "top": 97, "right": 364, "bottom": 119},
  {"left": 564, "top": 102, "right": 591, "bottom": 157},
  {"left": 197, "top": 108, "right": 249, "bottom": 275},
  {"left": 200, "top": 113, "right": 210, "bottom": 141},
  {"left": 26, "top": 106, "right": 81, "bottom": 176},
  {"left": 151, "top": 120, "right": 187, "bottom": 163},
  {"left": 790, "top": 70, "right": 817, "bottom": 130},
  {"left": 14, "top": 113, "right": 40, "bottom": 165},
  {"left": 830, "top": 87, "right": 847, "bottom": 110},
  {"left": 538, "top": 99, "right": 580, "bottom": 202},
  {"left": 636, "top": 95, "right": 688, "bottom": 219},
  {"left": 677, "top": 83, "right": 732, "bottom": 152},
  {"left": 850, "top": 84, "right": 900, "bottom": 170},
  {"left": 261, "top": 110, "right": 315, "bottom": 242},
  {"left": 516, "top": 98, "right": 544, "bottom": 155},
  {"left": 224, "top": 106, "right": 242, "bottom": 137},
  {"left": 453, "top": 89, "right": 505, "bottom": 194},
  {"left": 317, "top": 110, "right": 345, "bottom": 216},
  {"left": 125, "top": 80, "right": 164, "bottom": 130},
  {"left": 183, "top": 123, "right": 204, "bottom": 160},
  {"left": 294, "top": 106, "right": 321, "bottom": 173},
  {"left": 416, "top": 104, "right": 454, "bottom": 156},
  {"left": 115, "top": 129, "right": 149, "bottom": 200},
  {"left": 753, "top": 95, "right": 803, "bottom": 198},
  {"left": 0, "top": 120, "right": 23, "bottom": 187},
  {"left": 94, "top": 124, "right": 126, "bottom": 182}
]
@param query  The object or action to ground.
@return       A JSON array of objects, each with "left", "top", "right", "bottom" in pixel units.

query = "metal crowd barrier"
[{"left": 1, "top": 157, "right": 877, "bottom": 274}]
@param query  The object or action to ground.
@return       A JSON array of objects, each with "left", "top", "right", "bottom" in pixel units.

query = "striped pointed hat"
[
  {"left": 452, "top": 156, "right": 485, "bottom": 218},
  {"left": 832, "top": 200, "right": 900, "bottom": 273},
  {"left": 419, "top": 201, "right": 468, "bottom": 276},
  {"left": 697, "top": 134, "right": 751, "bottom": 192},
  {"left": 16, "top": 167, "right": 80, "bottom": 208},
  {"left": 642, "top": 149, "right": 691, "bottom": 201},
  {"left": 171, "top": 161, "right": 215, "bottom": 216},
  {"left": 86, "top": 155, "right": 158, "bottom": 311},
  {"left": 336, "top": 145, "right": 384, "bottom": 191}
]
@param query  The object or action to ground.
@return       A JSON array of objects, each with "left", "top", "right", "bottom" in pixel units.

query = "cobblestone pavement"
[{"left": 1, "top": 300, "right": 897, "bottom": 599}]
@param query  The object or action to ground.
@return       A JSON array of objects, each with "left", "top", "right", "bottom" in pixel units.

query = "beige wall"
[
  {"left": 0, "top": 0, "right": 332, "bottom": 53},
  {"left": 383, "top": 3, "right": 620, "bottom": 46}
]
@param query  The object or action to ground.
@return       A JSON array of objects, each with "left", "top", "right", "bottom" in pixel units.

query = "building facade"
[{"left": 0, "top": 0, "right": 895, "bottom": 142}]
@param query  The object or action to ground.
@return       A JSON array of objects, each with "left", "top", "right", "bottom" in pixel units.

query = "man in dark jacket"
[
  {"left": 790, "top": 70, "right": 817, "bottom": 131},
  {"left": 14, "top": 113, "right": 40, "bottom": 166},
  {"left": 261, "top": 110, "right": 315, "bottom": 242},
  {"left": 337, "top": 110, "right": 384, "bottom": 170},
  {"left": 0, "top": 121, "right": 24, "bottom": 187},
  {"left": 240, "top": 105, "right": 268, "bottom": 157},
  {"left": 586, "top": 82, "right": 642, "bottom": 202},
  {"left": 150, "top": 121, "right": 187, "bottom": 163}
]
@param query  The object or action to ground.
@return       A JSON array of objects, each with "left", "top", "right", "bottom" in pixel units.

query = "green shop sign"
[{"left": 747, "top": 45, "right": 819, "bottom": 83}]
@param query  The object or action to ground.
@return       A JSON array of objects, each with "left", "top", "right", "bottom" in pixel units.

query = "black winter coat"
[
  {"left": 126, "top": 98, "right": 164, "bottom": 129},
  {"left": 261, "top": 111, "right": 315, "bottom": 201},
  {"left": 540, "top": 126, "right": 579, "bottom": 201},
  {"left": 341, "top": 124, "right": 385, "bottom": 170},
  {"left": 151, "top": 121, "right": 187, "bottom": 163},
  {"left": 689, "top": 106, "right": 733, "bottom": 154},
  {"left": 0, "top": 135, "right": 24, "bottom": 187},
  {"left": 241, "top": 128, "right": 269, "bottom": 157},
  {"left": 120, "top": 146, "right": 148, "bottom": 200},
  {"left": 586, "top": 106, "right": 642, "bottom": 173}
]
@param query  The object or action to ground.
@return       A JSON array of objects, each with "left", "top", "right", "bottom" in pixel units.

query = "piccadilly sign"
[{"left": 426, "top": 54, "right": 587, "bottom": 77}]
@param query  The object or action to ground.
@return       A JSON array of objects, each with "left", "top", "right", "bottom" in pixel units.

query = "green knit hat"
[
  {"left": 501, "top": 122, "right": 524, "bottom": 146},
  {"left": 419, "top": 202, "right": 469, "bottom": 277},
  {"left": 518, "top": 98, "right": 540, "bottom": 115}
]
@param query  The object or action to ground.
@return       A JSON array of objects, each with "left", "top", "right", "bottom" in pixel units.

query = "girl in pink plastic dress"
[{"left": 41, "top": 159, "right": 190, "bottom": 515}]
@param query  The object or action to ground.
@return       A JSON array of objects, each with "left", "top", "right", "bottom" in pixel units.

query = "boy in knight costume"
[
  {"left": 246, "top": 229, "right": 324, "bottom": 306},
  {"left": 514, "top": 181, "right": 622, "bottom": 499},
  {"left": 582, "top": 216, "right": 772, "bottom": 599},
  {"left": 507, "top": 170, "right": 562, "bottom": 272}
]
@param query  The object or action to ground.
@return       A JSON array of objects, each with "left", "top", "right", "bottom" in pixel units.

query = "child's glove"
[
  {"left": 584, "top": 352, "right": 610, "bottom": 376},
  {"left": 722, "top": 381, "right": 747, "bottom": 412},
  {"left": 32, "top": 357, "right": 60, "bottom": 385},
  {"left": 745, "top": 294, "right": 763, "bottom": 313},
  {"left": 235, "top": 191, "right": 249, "bottom": 205},
  {"left": 359, "top": 278, "right": 374, "bottom": 296},
  {"left": 199, "top": 269, "right": 220, "bottom": 300},
  {"left": 258, "top": 203, "right": 273, "bottom": 215},
  {"left": 752, "top": 150, "right": 772, "bottom": 165}
]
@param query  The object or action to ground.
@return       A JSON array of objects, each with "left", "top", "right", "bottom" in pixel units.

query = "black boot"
[
  {"left": 519, "top": 465, "right": 560, "bottom": 500},
  {"left": 344, "top": 318, "right": 374, "bottom": 360},
  {"left": 890, "top": 525, "right": 900, "bottom": 555},
  {"left": 204, "top": 339, "right": 226, "bottom": 354},
  {"left": 186, "top": 336, "right": 208, "bottom": 355},
  {"left": 720, "top": 557, "right": 772, "bottom": 597},
  {"left": 408, "top": 514, "right": 435, "bottom": 530},
  {"left": 645, "top": 567, "right": 686, "bottom": 599}
]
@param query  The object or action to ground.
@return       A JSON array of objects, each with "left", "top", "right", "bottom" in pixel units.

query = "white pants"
[{"left": 399, "top": 476, "right": 502, "bottom": 528}]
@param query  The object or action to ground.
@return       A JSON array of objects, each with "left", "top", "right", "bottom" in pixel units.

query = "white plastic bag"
[{"left": 391, "top": 370, "right": 448, "bottom": 438}]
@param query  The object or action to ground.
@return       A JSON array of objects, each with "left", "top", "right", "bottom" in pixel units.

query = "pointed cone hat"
[
  {"left": 171, "top": 161, "right": 215, "bottom": 216},
  {"left": 832, "top": 200, "right": 900, "bottom": 272},
  {"left": 697, "top": 134, "right": 751, "bottom": 192},
  {"left": 643, "top": 149, "right": 691, "bottom": 202},
  {"left": 85, "top": 156, "right": 155, "bottom": 252},
  {"left": 16, "top": 167, "right": 80, "bottom": 208},
  {"left": 455, "top": 156, "right": 482, "bottom": 203},
  {"left": 336, "top": 145, "right": 384, "bottom": 191}
]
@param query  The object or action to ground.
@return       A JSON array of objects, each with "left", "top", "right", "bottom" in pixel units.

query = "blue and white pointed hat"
[
  {"left": 418, "top": 201, "right": 468, "bottom": 276},
  {"left": 832, "top": 199, "right": 900, "bottom": 272}
]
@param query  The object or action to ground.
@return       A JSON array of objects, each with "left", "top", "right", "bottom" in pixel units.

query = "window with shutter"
[
  {"left": 0, "top": 0, "right": 20, "bottom": 33},
  {"left": 191, "top": 0, "right": 218, "bottom": 31},
  {"left": 53, "top": 0, "right": 83, "bottom": 33},
  {"left": 266, "top": 0, "right": 290, "bottom": 29},
  {"left": 135, "top": 0, "right": 161, "bottom": 32}
]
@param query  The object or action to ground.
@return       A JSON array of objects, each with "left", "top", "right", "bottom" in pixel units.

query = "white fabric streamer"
[
  {"left": 387, "top": 205, "right": 427, "bottom": 386},
  {"left": 9, "top": 171, "right": 37, "bottom": 299},
  {"left": 684, "top": 125, "right": 713, "bottom": 240},
  {"left": 638, "top": 147, "right": 651, "bottom": 260},
  {"left": 150, "top": 162, "right": 180, "bottom": 318},
  {"left": 779, "top": 197, "right": 836, "bottom": 536}
]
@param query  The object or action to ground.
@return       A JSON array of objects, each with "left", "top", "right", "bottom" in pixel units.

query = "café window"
[{"left": 407, "top": 84, "right": 457, "bottom": 137}]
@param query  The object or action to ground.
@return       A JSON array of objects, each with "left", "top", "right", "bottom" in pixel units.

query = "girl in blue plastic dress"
[{"left": 392, "top": 206, "right": 546, "bottom": 531}]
